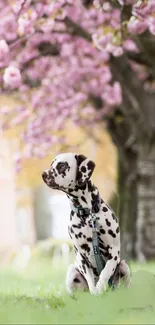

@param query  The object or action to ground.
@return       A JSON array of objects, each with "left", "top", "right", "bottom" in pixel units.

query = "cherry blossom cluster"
[
  {"left": 0, "top": 0, "right": 154, "bottom": 169},
  {"left": 92, "top": 0, "right": 155, "bottom": 53}
]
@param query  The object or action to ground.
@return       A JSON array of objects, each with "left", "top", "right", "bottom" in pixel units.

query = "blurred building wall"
[
  {"left": 49, "top": 192, "right": 70, "bottom": 239},
  {"left": 16, "top": 187, "right": 36, "bottom": 246},
  {"left": 0, "top": 135, "right": 20, "bottom": 250},
  {"left": 33, "top": 185, "right": 52, "bottom": 240},
  {"left": 0, "top": 134, "right": 36, "bottom": 252}
]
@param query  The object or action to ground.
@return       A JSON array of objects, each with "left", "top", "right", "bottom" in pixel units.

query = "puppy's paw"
[
  {"left": 66, "top": 287, "right": 74, "bottom": 296},
  {"left": 89, "top": 286, "right": 98, "bottom": 296},
  {"left": 96, "top": 280, "right": 106, "bottom": 295}
]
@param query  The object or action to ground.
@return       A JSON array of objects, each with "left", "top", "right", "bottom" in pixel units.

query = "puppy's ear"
[{"left": 75, "top": 154, "right": 95, "bottom": 187}]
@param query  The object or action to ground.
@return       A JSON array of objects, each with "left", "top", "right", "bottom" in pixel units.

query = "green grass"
[{"left": 0, "top": 257, "right": 155, "bottom": 324}]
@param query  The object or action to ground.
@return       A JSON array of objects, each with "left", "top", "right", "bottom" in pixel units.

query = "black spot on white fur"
[
  {"left": 81, "top": 166, "right": 86, "bottom": 173},
  {"left": 103, "top": 206, "right": 108, "bottom": 212},
  {"left": 81, "top": 243, "right": 90, "bottom": 253},
  {"left": 100, "top": 229, "right": 106, "bottom": 235},
  {"left": 87, "top": 160, "right": 95, "bottom": 171},
  {"left": 108, "top": 229, "right": 116, "bottom": 238},
  {"left": 105, "top": 219, "right": 111, "bottom": 227},
  {"left": 81, "top": 196, "right": 87, "bottom": 203},
  {"left": 112, "top": 213, "right": 118, "bottom": 223},
  {"left": 56, "top": 161, "right": 70, "bottom": 175}
]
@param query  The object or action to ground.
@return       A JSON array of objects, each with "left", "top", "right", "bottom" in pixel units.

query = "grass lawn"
[{"left": 0, "top": 257, "right": 155, "bottom": 324}]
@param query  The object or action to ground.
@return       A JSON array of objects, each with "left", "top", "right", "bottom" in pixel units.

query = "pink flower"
[
  {"left": 3, "top": 66, "right": 22, "bottom": 88},
  {"left": 113, "top": 46, "right": 123, "bottom": 57},
  {"left": 128, "top": 17, "right": 147, "bottom": 35},
  {"left": 12, "top": 0, "right": 31, "bottom": 15},
  {"left": 11, "top": 1, "right": 24, "bottom": 14},
  {"left": 106, "top": 43, "right": 123, "bottom": 56},
  {"left": 124, "top": 39, "right": 139, "bottom": 52},
  {"left": 0, "top": 40, "right": 9, "bottom": 67},
  {"left": 113, "top": 82, "right": 122, "bottom": 105},
  {"left": 92, "top": 33, "right": 113, "bottom": 51},
  {"left": 40, "top": 20, "right": 55, "bottom": 33},
  {"left": 46, "top": 2, "right": 64, "bottom": 16},
  {"left": 0, "top": 40, "right": 9, "bottom": 59},
  {"left": 0, "top": 14, "right": 17, "bottom": 41},
  {"left": 102, "top": 82, "right": 122, "bottom": 106},
  {"left": 11, "top": 110, "right": 29, "bottom": 125},
  {"left": 148, "top": 17, "right": 155, "bottom": 35},
  {"left": 18, "top": 11, "right": 37, "bottom": 36}
]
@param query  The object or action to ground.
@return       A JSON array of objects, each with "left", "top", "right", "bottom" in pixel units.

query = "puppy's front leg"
[
  {"left": 83, "top": 267, "right": 97, "bottom": 295},
  {"left": 96, "top": 248, "right": 120, "bottom": 294}
]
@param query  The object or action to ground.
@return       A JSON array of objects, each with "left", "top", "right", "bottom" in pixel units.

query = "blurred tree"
[{"left": 0, "top": 0, "right": 155, "bottom": 260}]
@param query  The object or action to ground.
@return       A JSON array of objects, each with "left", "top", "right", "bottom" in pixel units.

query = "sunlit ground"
[{"left": 0, "top": 257, "right": 155, "bottom": 324}]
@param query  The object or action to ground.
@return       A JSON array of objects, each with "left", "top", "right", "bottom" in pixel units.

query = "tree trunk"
[
  {"left": 136, "top": 143, "right": 155, "bottom": 260},
  {"left": 107, "top": 109, "right": 138, "bottom": 260},
  {"left": 117, "top": 149, "right": 138, "bottom": 260},
  {"left": 106, "top": 87, "right": 155, "bottom": 261},
  {"left": 117, "top": 141, "right": 155, "bottom": 261}
]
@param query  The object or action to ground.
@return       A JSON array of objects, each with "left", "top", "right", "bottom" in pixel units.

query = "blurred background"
[{"left": 0, "top": 0, "right": 155, "bottom": 301}]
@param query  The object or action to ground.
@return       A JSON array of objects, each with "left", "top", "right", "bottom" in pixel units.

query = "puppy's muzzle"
[
  {"left": 42, "top": 171, "right": 47, "bottom": 181},
  {"left": 42, "top": 170, "right": 59, "bottom": 189}
]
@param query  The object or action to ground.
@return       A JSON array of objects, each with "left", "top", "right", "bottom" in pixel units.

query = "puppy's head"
[{"left": 42, "top": 152, "right": 95, "bottom": 192}]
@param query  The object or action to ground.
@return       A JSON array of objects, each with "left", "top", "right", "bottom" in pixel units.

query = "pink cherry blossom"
[
  {"left": 11, "top": 110, "right": 30, "bottom": 126},
  {"left": 102, "top": 82, "right": 122, "bottom": 106},
  {"left": 18, "top": 10, "right": 38, "bottom": 36},
  {"left": 12, "top": 0, "right": 31, "bottom": 15},
  {"left": 3, "top": 66, "right": 22, "bottom": 88},
  {"left": 0, "top": 40, "right": 9, "bottom": 59},
  {"left": 112, "top": 46, "right": 123, "bottom": 57},
  {"left": 128, "top": 17, "right": 148, "bottom": 34},
  {"left": 92, "top": 32, "right": 113, "bottom": 50},
  {"left": 148, "top": 17, "right": 155, "bottom": 35},
  {"left": 123, "top": 39, "right": 139, "bottom": 52},
  {"left": 0, "top": 40, "right": 9, "bottom": 67},
  {"left": 0, "top": 14, "right": 17, "bottom": 41}
]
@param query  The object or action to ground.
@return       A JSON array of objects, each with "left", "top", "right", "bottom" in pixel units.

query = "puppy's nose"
[{"left": 42, "top": 171, "right": 47, "bottom": 180}]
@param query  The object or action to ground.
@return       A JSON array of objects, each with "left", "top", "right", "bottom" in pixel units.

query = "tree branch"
[
  {"left": 63, "top": 16, "right": 92, "bottom": 42},
  {"left": 21, "top": 42, "right": 60, "bottom": 71},
  {"left": 127, "top": 51, "right": 151, "bottom": 67},
  {"left": 17, "top": 0, "right": 27, "bottom": 17}
]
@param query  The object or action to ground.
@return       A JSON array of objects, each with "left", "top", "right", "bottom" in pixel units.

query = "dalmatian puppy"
[{"left": 42, "top": 153, "right": 131, "bottom": 295}]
